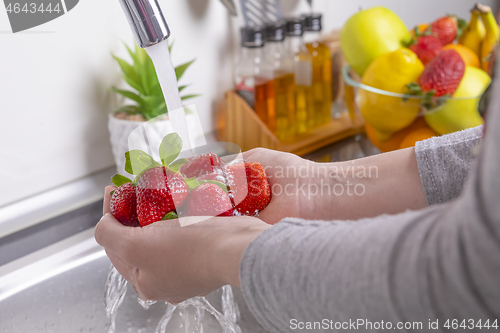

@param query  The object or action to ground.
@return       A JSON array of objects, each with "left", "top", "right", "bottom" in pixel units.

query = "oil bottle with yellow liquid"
[
  {"left": 234, "top": 26, "right": 275, "bottom": 128},
  {"left": 285, "top": 18, "right": 315, "bottom": 133},
  {"left": 264, "top": 21, "right": 296, "bottom": 139},
  {"left": 303, "top": 14, "right": 333, "bottom": 127}
]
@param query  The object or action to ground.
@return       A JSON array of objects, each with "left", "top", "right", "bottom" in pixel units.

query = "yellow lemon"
[
  {"left": 358, "top": 48, "right": 424, "bottom": 141},
  {"left": 425, "top": 66, "right": 490, "bottom": 135}
]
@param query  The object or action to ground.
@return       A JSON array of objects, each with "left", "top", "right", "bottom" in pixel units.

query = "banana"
[
  {"left": 458, "top": 9, "right": 486, "bottom": 58},
  {"left": 477, "top": 3, "right": 500, "bottom": 75}
]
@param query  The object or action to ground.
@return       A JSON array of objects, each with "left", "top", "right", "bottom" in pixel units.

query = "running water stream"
[{"left": 104, "top": 41, "right": 242, "bottom": 332}]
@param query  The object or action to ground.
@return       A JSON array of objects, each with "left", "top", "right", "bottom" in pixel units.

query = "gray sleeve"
[
  {"left": 240, "top": 80, "right": 500, "bottom": 331},
  {"left": 415, "top": 126, "right": 483, "bottom": 205}
]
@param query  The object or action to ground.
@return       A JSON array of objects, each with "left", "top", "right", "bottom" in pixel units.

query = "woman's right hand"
[{"left": 243, "top": 148, "right": 317, "bottom": 224}]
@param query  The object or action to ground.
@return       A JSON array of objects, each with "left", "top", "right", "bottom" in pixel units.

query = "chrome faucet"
[{"left": 118, "top": 0, "right": 170, "bottom": 48}]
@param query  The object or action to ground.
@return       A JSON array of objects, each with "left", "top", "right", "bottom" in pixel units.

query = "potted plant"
[{"left": 108, "top": 42, "right": 202, "bottom": 175}]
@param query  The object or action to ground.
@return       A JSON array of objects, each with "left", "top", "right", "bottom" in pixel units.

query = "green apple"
[
  {"left": 341, "top": 7, "right": 411, "bottom": 76},
  {"left": 425, "top": 66, "right": 490, "bottom": 135}
]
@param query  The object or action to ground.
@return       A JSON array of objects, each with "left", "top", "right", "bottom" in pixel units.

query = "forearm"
[
  {"left": 211, "top": 217, "right": 271, "bottom": 288},
  {"left": 303, "top": 147, "right": 427, "bottom": 221}
]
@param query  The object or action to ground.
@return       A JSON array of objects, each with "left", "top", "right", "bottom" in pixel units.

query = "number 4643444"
[
  {"left": 444, "top": 319, "right": 499, "bottom": 330},
  {"left": 6, "top": 3, "right": 61, "bottom": 14}
]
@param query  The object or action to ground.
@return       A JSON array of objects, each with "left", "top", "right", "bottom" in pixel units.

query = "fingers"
[
  {"left": 106, "top": 249, "right": 136, "bottom": 284},
  {"left": 103, "top": 185, "right": 116, "bottom": 215},
  {"left": 242, "top": 148, "right": 267, "bottom": 161},
  {"left": 95, "top": 213, "right": 143, "bottom": 267},
  {"left": 106, "top": 249, "right": 151, "bottom": 301}
]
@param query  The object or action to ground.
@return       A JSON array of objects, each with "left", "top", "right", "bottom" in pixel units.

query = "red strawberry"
[
  {"left": 185, "top": 183, "right": 233, "bottom": 217},
  {"left": 418, "top": 49, "right": 465, "bottom": 97},
  {"left": 110, "top": 183, "right": 139, "bottom": 227},
  {"left": 409, "top": 36, "right": 443, "bottom": 65},
  {"left": 429, "top": 16, "right": 458, "bottom": 45},
  {"left": 197, "top": 172, "right": 227, "bottom": 183},
  {"left": 180, "top": 153, "right": 224, "bottom": 179},
  {"left": 225, "top": 162, "right": 271, "bottom": 216},
  {"left": 137, "top": 167, "right": 188, "bottom": 226}
]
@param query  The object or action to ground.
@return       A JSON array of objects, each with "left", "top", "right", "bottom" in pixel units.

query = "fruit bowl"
[{"left": 343, "top": 65, "right": 486, "bottom": 152}]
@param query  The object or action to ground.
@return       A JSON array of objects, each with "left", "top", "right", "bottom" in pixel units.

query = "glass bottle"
[
  {"left": 235, "top": 27, "right": 275, "bottom": 127},
  {"left": 285, "top": 18, "right": 315, "bottom": 133},
  {"left": 265, "top": 21, "right": 296, "bottom": 139},
  {"left": 303, "top": 13, "right": 333, "bottom": 126}
]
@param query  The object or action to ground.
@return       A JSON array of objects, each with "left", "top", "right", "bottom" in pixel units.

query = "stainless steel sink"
[
  {"left": 0, "top": 228, "right": 265, "bottom": 333},
  {"left": 0, "top": 136, "right": 377, "bottom": 332}
]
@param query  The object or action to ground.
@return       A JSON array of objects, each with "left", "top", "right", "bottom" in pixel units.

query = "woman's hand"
[
  {"left": 95, "top": 186, "right": 270, "bottom": 304},
  {"left": 243, "top": 147, "right": 428, "bottom": 222},
  {"left": 243, "top": 148, "right": 314, "bottom": 224}
]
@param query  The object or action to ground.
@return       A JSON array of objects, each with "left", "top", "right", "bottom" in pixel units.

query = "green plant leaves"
[
  {"left": 181, "top": 94, "right": 200, "bottom": 101},
  {"left": 122, "top": 74, "right": 144, "bottom": 94},
  {"left": 175, "top": 60, "right": 195, "bottom": 81},
  {"left": 111, "top": 174, "right": 132, "bottom": 187},
  {"left": 169, "top": 158, "right": 189, "bottom": 173},
  {"left": 112, "top": 42, "right": 199, "bottom": 119},
  {"left": 113, "top": 88, "right": 142, "bottom": 104},
  {"left": 113, "top": 55, "right": 138, "bottom": 84},
  {"left": 162, "top": 211, "right": 178, "bottom": 220},
  {"left": 125, "top": 150, "right": 161, "bottom": 175},
  {"left": 159, "top": 133, "right": 183, "bottom": 166}
]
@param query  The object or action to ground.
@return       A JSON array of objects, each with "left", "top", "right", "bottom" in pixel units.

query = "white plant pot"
[{"left": 108, "top": 114, "right": 205, "bottom": 176}]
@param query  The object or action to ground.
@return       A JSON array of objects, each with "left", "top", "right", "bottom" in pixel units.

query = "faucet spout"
[{"left": 118, "top": 0, "right": 170, "bottom": 48}]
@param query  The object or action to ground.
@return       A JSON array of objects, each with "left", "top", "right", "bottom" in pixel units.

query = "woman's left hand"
[{"left": 95, "top": 186, "right": 270, "bottom": 304}]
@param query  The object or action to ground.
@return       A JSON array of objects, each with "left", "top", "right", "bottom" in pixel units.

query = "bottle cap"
[
  {"left": 240, "top": 26, "right": 265, "bottom": 48},
  {"left": 265, "top": 21, "right": 286, "bottom": 42},
  {"left": 285, "top": 18, "right": 304, "bottom": 37},
  {"left": 302, "top": 13, "right": 323, "bottom": 32}
]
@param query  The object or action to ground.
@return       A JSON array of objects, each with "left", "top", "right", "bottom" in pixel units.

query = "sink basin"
[
  {"left": 0, "top": 136, "right": 378, "bottom": 333},
  {"left": 0, "top": 229, "right": 265, "bottom": 333}
]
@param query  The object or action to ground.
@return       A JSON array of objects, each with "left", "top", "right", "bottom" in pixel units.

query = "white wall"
[
  {"left": 0, "top": 0, "right": 497, "bottom": 207},
  {"left": 0, "top": 0, "right": 235, "bottom": 206}
]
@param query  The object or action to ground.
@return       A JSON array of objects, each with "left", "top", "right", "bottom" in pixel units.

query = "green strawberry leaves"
[
  {"left": 185, "top": 177, "right": 200, "bottom": 190},
  {"left": 162, "top": 212, "right": 179, "bottom": 220},
  {"left": 185, "top": 177, "right": 229, "bottom": 193},
  {"left": 169, "top": 158, "right": 189, "bottom": 173},
  {"left": 201, "top": 180, "right": 229, "bottom": 193},
  {"left": 112, "top": 174, "right": 133, "bottom": 187},
  {"left": 405, "top": 82, "right": 423, "bottom": 96},
  {"left": 125, "top": 150, "right": 161, "bottom": 175},
  {"left": 160, "top": 133, "right": 183, "bottom": 166},
  {"left": 404, "top": 82, "right": 451, "bottom": 111}
]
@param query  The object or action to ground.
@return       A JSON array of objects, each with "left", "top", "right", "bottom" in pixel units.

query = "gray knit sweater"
[{"left": 240, "top": 85, "right": 499, "bottom": 331}]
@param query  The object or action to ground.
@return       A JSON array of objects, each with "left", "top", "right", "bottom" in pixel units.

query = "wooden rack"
[{"left": 217, "top": 91, "right": 363, "bottom": 156}]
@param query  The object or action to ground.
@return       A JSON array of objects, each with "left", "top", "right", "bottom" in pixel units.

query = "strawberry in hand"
[
  {"left": 124, "top": 133, "right": 190, "bottom": 226},
  {"left": 180, "top": 153, "right": 224, "bottom": 179},
  {"left": 225, "top": 162, "right": 271, "bottom": 216},
  {"left": 136, "top": 166, "right": 188, "bottom": 226},
  {"left": 111, "top": 132, "right": 273, "bottom": 226},
  {"left": 109, "top": 174, "right": 139, "bottom": 227},
  {"left": 185, "top": 183, "right": 233, "bottom": 217}
]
